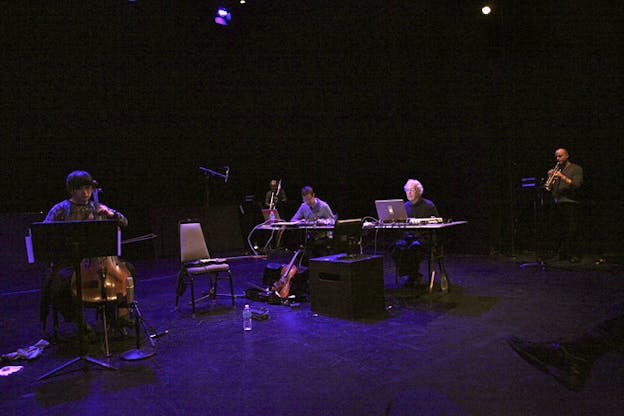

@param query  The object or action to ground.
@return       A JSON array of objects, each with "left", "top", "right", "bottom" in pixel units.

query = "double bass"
[{"left": 71, "top": 189, "right": 131, "bottom": 303}]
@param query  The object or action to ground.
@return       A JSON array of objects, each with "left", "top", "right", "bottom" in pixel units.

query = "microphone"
[{"left": 224, "top": 166, "right": 230, "bottom": 183}]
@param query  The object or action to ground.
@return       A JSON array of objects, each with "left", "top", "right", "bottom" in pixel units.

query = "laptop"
[
  {"left": 261, "top": 208, "right": 281, "bottom": 221},
  {"left": 374, "top": 199, "right": 408, "bottom": 222}
]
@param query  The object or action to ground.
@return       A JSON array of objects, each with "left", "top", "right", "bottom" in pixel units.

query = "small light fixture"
[{"left": 215, "top": 8, "right": 232, "bottom": 26}]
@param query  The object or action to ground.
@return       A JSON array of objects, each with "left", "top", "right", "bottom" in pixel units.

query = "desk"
[
  {"left": 250, "top": 220, "right": 467, "bottom": 293},
  {"left": 364, "top": 221, "right": 467, "bottom": 293},
  {"left": 250, "top": 221, "right": 334, "bottom": 253}
]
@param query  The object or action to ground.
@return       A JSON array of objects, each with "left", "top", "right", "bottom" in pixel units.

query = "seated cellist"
[{"left": 41, "top": 170, "right": 134, "bottom": 338}]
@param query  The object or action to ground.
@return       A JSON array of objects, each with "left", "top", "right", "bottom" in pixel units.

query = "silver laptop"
[{"left": 374, "top": 199, "right": 408, "bottom": 222}]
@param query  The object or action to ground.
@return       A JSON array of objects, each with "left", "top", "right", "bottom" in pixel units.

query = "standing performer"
[
  {"left": 265, "top": 179, "right": 287, "bottom": 209},
  {"left": 41, "top": 170, "right": 134, "bottom": 336},
  {"left": 545, "top": 148, "right": 583, "bottom": 263}
]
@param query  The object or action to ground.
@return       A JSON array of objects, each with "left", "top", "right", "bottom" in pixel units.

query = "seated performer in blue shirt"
[
  {"left": 290, "top": 185, "right": 335, "bottom": 258},
  {"left": 291, "top": 186, "right": 335, "bottom": 224}
]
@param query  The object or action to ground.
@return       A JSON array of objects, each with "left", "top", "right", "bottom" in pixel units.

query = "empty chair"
[{"left": 175, "top": 220, "right": 234, "bottom": 314}]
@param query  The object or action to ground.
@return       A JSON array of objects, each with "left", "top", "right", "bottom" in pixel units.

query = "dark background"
[{"left": 2, "top": 1, "right": 622, "bottom": 255}]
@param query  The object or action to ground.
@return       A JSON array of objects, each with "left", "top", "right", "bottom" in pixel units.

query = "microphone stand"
[
  {"left": 199, "top": 166, "right": 228, "bottom": 207},
  {"left": 120, "top": 300, "right": 167, "bottom": 361}
]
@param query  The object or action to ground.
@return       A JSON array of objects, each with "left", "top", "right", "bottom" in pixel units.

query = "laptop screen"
[
  {"left": 374, "top": 199, "right": 407, "bottom": 222},
  {"left": 261, "top": 208, "right": 280, "bottom": 221}
]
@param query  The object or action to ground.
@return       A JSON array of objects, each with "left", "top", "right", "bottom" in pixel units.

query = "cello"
[
  {"left": 71, "top": 188, "right": 131, "bottom": 303},
  {"left": 272, "top": 249, "right": 302, "bottom": 298}
]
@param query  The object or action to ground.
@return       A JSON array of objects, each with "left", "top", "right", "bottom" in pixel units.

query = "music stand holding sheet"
[{"left": 29, "top": 220, "right": 120, "bottom": 381}]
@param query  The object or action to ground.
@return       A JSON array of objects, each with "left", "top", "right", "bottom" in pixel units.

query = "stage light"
[
  {"left": 482, "top": 5, "right": 492, "bottom": 15},
  {"left": 215, "top": 8, "right": 232, "bottom": 26}
]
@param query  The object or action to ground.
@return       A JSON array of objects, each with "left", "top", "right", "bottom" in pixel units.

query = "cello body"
[
  {"left": 70, "top": 187, "right": 131, "bottom": 303},
  {"left": 72, "top": 257, "right": 130, "bottom": 302}
]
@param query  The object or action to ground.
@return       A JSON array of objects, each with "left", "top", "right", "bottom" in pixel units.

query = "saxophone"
[{"left": 544, "top": 162, "right": 561, "bottom": 191}]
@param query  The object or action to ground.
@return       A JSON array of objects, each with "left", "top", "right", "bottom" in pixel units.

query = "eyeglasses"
[{"left": 404, "top": 188, "right": 418, "bottom": 192}]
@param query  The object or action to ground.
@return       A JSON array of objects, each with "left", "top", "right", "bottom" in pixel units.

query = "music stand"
[
  {"left": 30, "top": 220, "right": 120, "bottom": 381},
  {"left": 519, "top": 185, "right": 550, "bottom": 271}
]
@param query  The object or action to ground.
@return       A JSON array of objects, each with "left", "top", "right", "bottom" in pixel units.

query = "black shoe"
[{"left": 508, "top": 336, "right": 590, "bottom": 392}]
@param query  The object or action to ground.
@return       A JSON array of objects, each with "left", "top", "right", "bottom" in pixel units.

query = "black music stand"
[
  {"left": 519, "top": 185, "right": 550, "bottom": 271},
  {"left": 30, "top": 220, "right": 120, "bottom": 381}
]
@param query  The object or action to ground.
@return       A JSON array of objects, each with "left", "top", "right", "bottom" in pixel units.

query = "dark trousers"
[
  {"left": 390, "top": 234, "right": 428, "bottom": 280},
  {"left": 556, "top": 202, "right": 580, "bottom": 258}
]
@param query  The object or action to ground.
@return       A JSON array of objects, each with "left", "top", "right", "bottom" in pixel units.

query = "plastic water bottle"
[
  {"left": 243, "top": 304, "right": 252, "bottom": 331},
  {"left": 269, "top": 210, "right": 275, "bottom": 222}
]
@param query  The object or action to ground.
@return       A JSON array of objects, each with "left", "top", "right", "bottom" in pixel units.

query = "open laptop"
[
  {"left": 374, "top": 199, "right": 408, "bottom": 222},
  {"left": 261, "top": 208, "right": 281, "bottom": 221}
]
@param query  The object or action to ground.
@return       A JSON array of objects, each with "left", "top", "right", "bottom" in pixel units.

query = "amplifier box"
[{"left": 309, "top": 254, "right": 385, "bottom": 319}]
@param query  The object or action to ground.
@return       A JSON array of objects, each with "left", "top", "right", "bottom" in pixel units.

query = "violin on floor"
[{"left": 272, "top": 249, "right": 303, "bottom": 298}]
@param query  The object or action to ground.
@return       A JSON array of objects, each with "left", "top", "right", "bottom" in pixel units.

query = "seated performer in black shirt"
[{"left": 390, "top": 179, "right": 439, "bottom": 287}]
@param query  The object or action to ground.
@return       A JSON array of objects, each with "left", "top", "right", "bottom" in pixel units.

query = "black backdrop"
[{"left": 2, "top": 1, "right": 622, "bottom": 255}]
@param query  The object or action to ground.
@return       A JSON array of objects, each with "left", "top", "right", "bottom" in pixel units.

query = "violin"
[
  {"left": 272, "top": 249, "right": 303, "bottom": 298},
  {"left": 71, "top": 187, "right": 130, "bottom": 303}
]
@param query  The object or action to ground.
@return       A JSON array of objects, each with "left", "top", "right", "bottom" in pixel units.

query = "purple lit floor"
[{"left": 1, "top": 253, "right": 623, "bottom": 415}]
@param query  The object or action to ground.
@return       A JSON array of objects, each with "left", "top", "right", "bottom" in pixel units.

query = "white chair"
[{"left": 175, "top": 220, "right": 234, "bottom": 314}]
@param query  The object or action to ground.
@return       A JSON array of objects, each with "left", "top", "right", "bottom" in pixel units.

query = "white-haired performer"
[{"left": 391, "top": 179, "right": 439, "bottom": 288}]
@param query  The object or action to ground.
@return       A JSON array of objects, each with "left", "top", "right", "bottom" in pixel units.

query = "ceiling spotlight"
[{"left": 215, "top": 8, "right": 232, "bottom": 26}]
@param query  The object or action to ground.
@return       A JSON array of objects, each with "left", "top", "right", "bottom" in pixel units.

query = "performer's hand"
[{"left": 97, "top": 203, "right": 116, "bottom": 218}]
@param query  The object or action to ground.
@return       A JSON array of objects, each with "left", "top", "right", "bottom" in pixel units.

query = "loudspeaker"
[{"left": 309, "top": 254, "right": 385, "bottom": 319}]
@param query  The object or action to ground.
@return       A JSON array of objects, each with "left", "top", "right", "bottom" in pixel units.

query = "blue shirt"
[{"left": 291, "top": 198, "right": 335, "bottom": 222}]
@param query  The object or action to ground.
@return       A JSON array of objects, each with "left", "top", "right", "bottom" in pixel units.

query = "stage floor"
[{"left": 1, "top": 253, "right": 623, "bottom": 415}]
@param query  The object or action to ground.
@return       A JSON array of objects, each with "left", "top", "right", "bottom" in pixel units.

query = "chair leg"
[
  {"left": 175, "top": 270, "right": 185, "bottom": 310},
  {"left": 211, "top": 274, "right": 218, "bottom": 300},
  {"left": 190, "top": 276, "right": 196, "bottom": 315},
  {"left": 228, "top": 270, "right": 234, "bottom": 306}
]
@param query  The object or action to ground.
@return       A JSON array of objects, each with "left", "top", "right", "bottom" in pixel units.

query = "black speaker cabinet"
[{"left": 309, "top": 254, "right": 384, "bottom": 319}]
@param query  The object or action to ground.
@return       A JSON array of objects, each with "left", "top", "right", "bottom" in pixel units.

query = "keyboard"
[{"left": 408, "top": 217, "right": 444, "bottom": 225}]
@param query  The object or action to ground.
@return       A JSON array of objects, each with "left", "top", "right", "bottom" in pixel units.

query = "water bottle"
[
  {"left": 269, "top": 210, "right": 275, "bottom": 222},
  {"left": 243, "top": 304, "right": 252, "bottom": 331}
]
